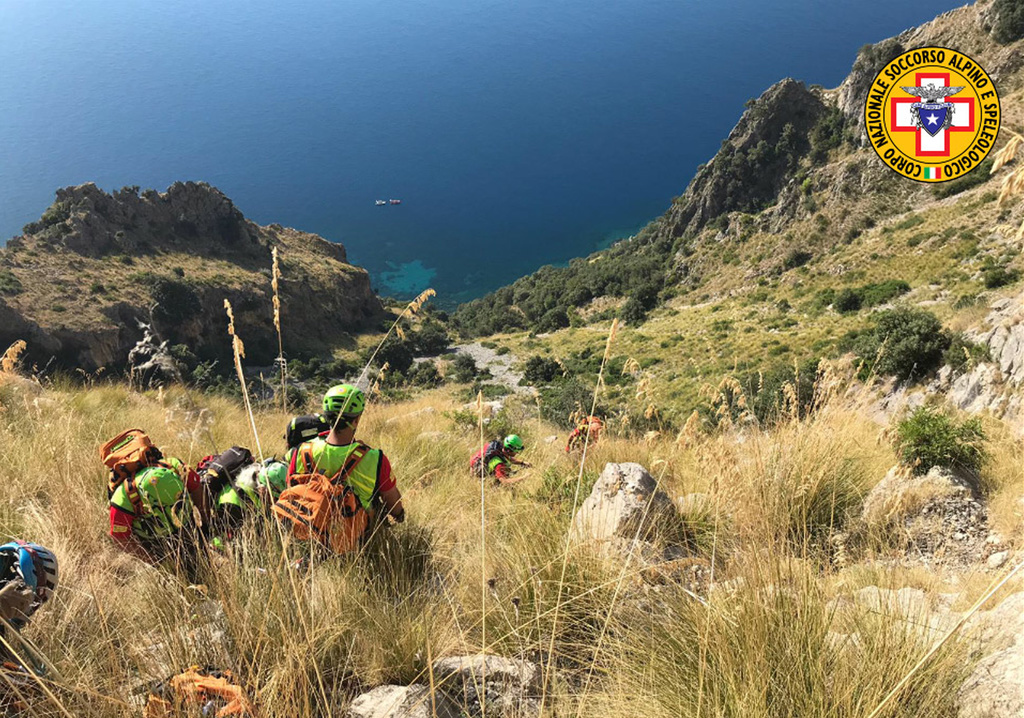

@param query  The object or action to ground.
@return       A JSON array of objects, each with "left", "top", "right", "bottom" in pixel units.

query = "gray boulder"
[
  {"left": 860, "top": 465, "right": 987, "bottom": 567},
  {"left": 959, "top": 593, "right": 1024, "bottom": 718},
  {"left": 348, "top": 685, "right": 457, "bottom": 718},
  {"left": 571, "top": 462, "right": 676, "bottom": 544},
  {"left": 432, "top": 654, "right": 542, "bottom": 717}
]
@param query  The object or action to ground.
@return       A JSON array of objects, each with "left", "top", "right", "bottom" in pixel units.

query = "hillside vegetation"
[
  {"left": 450, "top": 0, "right": 1024, "bottom": 425},
  {"left": 1, "top": 349, "right": 1020, "bottom": 716}
]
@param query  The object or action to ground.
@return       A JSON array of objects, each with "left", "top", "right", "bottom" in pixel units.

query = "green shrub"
[
  {"left": 0, "top": 270, "right": 22, "bottom": 296},
  {"left": 859, "top": 279, "right": 911, "bottom": 307},
  {"left": 539, "top": 378, "right": 602, "bottom": 429},
  {"left": 783, "top": 249, "right": 813, "bottom": 270},
  {"left": 982, "top": 266, "right": 1020, "bottom": 289},
  {"left": 933, "top": 158, "right": 993, "bottom": 198},
  {"left": 449, "top": 353, "right": 482, "bottom": 383},
  {"left": 151, "top": 278, "right": 202, "bottom": 327},
  {"left": 89, "top": 282, "right": 105, "bottom": 295},
  {"left": 893, "top": 407, "right": 986, "bottom": 475},
  {"left": 854, "top": 307, "right": 950, "bottom": 381},
  {"left": 942, "top": 333, "right": 991, "bottom": 373},
  {"left": 992, "top": 0, "right": 1024, "bottom": 43},
  {"left": 522, "top": 355, "right": 562, "bottom": 385},
  {"left": 893, "top": 214, "right": 925, "bottom": 231},
  {"left": 408, "top": 361, "right": 443, "bottom": 387},
  {"left": 953, "top": 293, "right": 978, "bottom": 309},
  {"left": 411, "top": 322, "right": 450, "bottom": 356},
  {"left": 833, "top": 288, "right": 862, "bottom": 313}
]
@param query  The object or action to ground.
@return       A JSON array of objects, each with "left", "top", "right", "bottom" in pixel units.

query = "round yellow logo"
[{"left": 864, "top": 47, "right": 1000, "bottom": 183}]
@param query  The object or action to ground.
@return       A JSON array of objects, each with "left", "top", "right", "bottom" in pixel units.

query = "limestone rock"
[
  {"left": 432, "top": 654, "right": 541, "bottom": 717},
  {"left": 571, "top": 463, "right": 676, "bottom": 544},
  {"left": 987, "top": 550, "right": 1010, "bottom": 570},
  {"left": 860, "top": 465, "right": 987, "bottom": 567},
  {"left": 0, "top": 182, "right": 383, "bottom": 373},
  {"left": 348, "top": 685, "right": 456, "bottom": 718},
  {"left": 959, "top": 594, "right": 1024, "bottom": 718}
]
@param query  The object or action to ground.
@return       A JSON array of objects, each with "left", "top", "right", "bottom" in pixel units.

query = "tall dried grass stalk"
[
  {"left": 224, "top": 300, "right": 263, "bottom": 461},
  {"left": 867, "top": 558, "right": 1024, "bottom": 718},
  {"left": 991, "top": 132, "right": 1024, "bottom": 242},
  {"left": 477, "top": 389, "right": 488, "bottom": 673},
  {"left": 1, "top": 340, "right": 26, "bottom": 375},
  {"left": 541, "top": 318, "right": 619, "bottom": 715},
  {"left": 272, "top": 247, "right": 286, "bottom": 414}
]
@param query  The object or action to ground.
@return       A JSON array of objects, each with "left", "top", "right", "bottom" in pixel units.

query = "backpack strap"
[
  {"left": 328, "top": 442, "right": 371, "bottom": 487},
  {"left": 122, "top": 475, "right": 143, "bottom": 516}
]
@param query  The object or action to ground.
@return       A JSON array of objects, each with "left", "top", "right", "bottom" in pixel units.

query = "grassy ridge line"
[{"left": 0, "top": 375, "right": 1018, "bottom": 715}]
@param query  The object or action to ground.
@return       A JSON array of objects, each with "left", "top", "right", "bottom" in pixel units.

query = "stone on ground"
[
  {"left": 571, "top": 462, "right": 676, "bottom": 544},
  {"left": 348, "top": 685, "right": 456, "bottom": 718},
  {"left": 432, "top": 654, "right": 542, "bottom": 717}
]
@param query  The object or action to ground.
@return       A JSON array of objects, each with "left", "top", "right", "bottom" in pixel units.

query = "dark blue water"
[{"left": 0, "top": 0, "right": 961, "bottom": 302}]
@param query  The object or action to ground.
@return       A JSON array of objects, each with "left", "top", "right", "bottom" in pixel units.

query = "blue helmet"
[{"left": 0, "top": 541, "right": 58, "bottom": 603}]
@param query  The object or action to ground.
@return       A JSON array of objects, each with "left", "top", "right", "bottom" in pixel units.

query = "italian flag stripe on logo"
[{"left": 924, "top": 167, "right": 941, "bottom": 179}]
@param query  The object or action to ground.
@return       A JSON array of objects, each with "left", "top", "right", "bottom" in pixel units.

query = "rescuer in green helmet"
[
  {"left": 287, "top": 384, "right": 405, "bottom": 525},
  {"left": 212, "top": 458, "right": 290, "bottom": 545},
  {"left": 469, "top": 434, "right": 531, "bottom": 482},
  {"left": 109, "top": 464, "right": 198, "bottom": 565}
]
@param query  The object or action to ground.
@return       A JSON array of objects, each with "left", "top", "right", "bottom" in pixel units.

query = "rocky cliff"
[{"left": 0, "top": 182, "right": 384, "bottom": 373}]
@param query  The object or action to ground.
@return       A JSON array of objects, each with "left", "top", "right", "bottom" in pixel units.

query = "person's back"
[
  {"left": 109, "top": 465, "right": 196, "bottom": 564},
  {"left": 279, "top": 384, "right": 404, "bottom": 551}
]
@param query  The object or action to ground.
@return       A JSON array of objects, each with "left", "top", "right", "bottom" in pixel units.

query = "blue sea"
[{"left": 0, "top": 0, "right": 963, "bottom": 303}]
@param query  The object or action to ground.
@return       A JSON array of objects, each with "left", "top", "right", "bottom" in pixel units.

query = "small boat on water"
[
  {"left": 375, "top": 199, "right": 386, "bottom": 206},
  {"left": 389, "top": 199, "right": 402, "bottom": 205}
]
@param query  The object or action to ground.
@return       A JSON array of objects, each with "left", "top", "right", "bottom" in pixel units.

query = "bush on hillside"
[
  {"left": 737, "top": 358, "right": 821, "bottom": 425},
  {"left": 982, "top": 265, "right": 1020, "bottom": 289},
  {"left": 942, "top": 333, "right": 991, "bottom": 373},
  {"left": 933, "top": 158, "right": 993, "bottom": 198},
  {"left": 411, "top": 322, "right": 451, "bottom": 356},
  {"left": 0, "top": 270, "right": 22, "bottom": 296},
  {"left": 892, "top": 407, "right": 987, "bottom": 475},
  {"left": 151, "top": 278, "right": 202, "bottom": 326},
  {"left": 448, "top": 353, "right": 484, "bottom": 383},
  {"left": 369, "top": 337, "right": 414, "bottom": 374},
  {"left": 522, "top": 355, "right": 562, "bottom": 385},
  {"left": 853, "top": 307, "right": 950, "bottom": 381},
  {"left": 539, "top": 378, "right": 602, "bottom": 429},
  {"left": 407, "top": 360, "right": 443, "bottom": 387},
  {"left": 833, "top": 288, "right": 862, "bottom": 314},
  {"left": 991, "top": 0, "right": 1024, "bottom": 43}
]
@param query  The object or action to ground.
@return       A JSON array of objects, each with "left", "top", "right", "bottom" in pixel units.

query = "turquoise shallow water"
[{"left": 0, "top": 0, "right": 962, "bottom": 302}]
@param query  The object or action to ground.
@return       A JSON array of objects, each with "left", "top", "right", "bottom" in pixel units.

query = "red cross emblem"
[{"left": 889, "top": 72, "right": 974, "bottom": 157}]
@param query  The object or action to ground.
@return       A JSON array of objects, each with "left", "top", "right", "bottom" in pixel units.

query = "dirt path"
[{"left": 450, "top": 342, "right": 529, "bottom": 393}]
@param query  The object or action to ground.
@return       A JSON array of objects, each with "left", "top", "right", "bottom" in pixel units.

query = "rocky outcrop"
[
  {"left": 0, "top": 183, "right": 384, "bottom": 372},
  {"left": 959, "top": 592, "right": 1024, "bottom": 718},
  {"left": 431, "top": 654, "right": 542, "bottom": 718},
  {"left": 347, "top": 655, "right": 543, "bottom": 718},
  {"left": 656, "top": 78, "right": 828, "bottom": 239},
  {"left": 348, "top": 685, "right": 457, "bottom": 718},
  {"left": 571, "top": 462, "right": 676, "bottom": 545},
  {"left": 857, "top": 465, "right": 989, "bottom": 567}
]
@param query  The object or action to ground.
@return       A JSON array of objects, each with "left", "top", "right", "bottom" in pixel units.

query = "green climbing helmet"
[
  {"left": 504, "top": 434, "right": 524, "bottom": 452},
  {"left": 135, "top": 466, "right": 185, "bottom": 508},
  {"left": 134, "top": 466, "right": 189, "bottom": 532},
  {"left": 322, "top": 384, "right": 366, "bottom": 418},
  {"left": 258, "top": 459, "right": 289, "bottom": 498}
]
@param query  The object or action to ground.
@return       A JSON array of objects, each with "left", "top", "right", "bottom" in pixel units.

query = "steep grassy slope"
[
  {"left": 451, "top": 1, "right": 1024, "bottom": 420},
  {"left": 1, "top": 367, "right": 1016, "bottom": 716}
]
